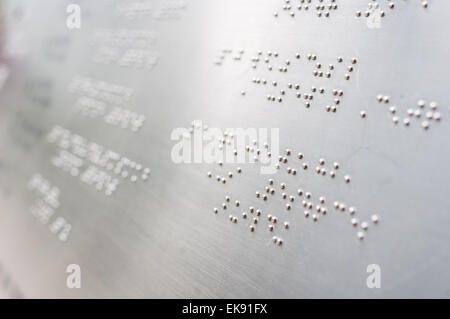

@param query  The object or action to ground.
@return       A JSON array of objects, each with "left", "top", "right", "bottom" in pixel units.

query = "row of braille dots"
[
  {"left": 214, "top": 49, "right": 245, "bottom": 65},
  {"left": 377, "top": 95, "right": 442, "bottom": 130},
  {"left": 213, "top": 197, "right": 285, "bottom": 246},
  {"left": 332, "top": 201, "right": 379, "bottom": 240},
  {"left": 275, "top": 0, "right": 338, "bottom": 18},
  {"left": 261, "top": 177, "right": 328, "bottom": 223},
  {"left": 250, "top": 53, "right": 355, "bottom": 106},
  {"left": 107, "top": 159, "right": 150, "bottom": 182},
  {"left": 273, "top": 149, "right": 351, "bottom": 184},
  {"left": 355, "top": 0, "right": 429, "bottom": 18}
]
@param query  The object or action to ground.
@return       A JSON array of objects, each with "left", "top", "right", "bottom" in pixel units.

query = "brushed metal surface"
[{"left": 0, "top": 0, "right": 449, "bottom": 298}]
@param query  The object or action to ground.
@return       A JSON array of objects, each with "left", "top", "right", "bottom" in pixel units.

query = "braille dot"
[
  {"left": 249, "top": 225, "right": 255, "bottom": 232},
  {"left": 403, "top": 118, "right": 410, "bottom": 126},
  {"left": 262, "top": 194, "right": 268, "bottom": 201},
  {"left": 356, "top": 11, "right": 361, "bottom": 17},
  {"left": 213, "top": 208, "right": 218, "bottom": 214},
  {"left": 417, "top": 100, "right": 426, "bottom": 108},
  {"left": 361, "top": 222, "right": 369, "bottom": 230},
  {"left": 286, "top": 203, "right": 291, "bottom": 210},
  {"left": 280, "top": 183, "right": 286, "bottom": 189},
  {"left": 329, "top": 171, "right": 335, "bottom": 178},
  {"left": 256, "top": 191, "right": 260, "bottom": 198},
  {"left": 235, "top": 200, "right": 240, "bottom": 207},
  {"left": 371, "top": 215, "right": 379, "bottom": 224},
  {"left": 222, "top": 203, "right": 227, "bottom": 209},
  {"left": 253, "top": 218, "right": 258, "bottom": 224},
  {"left": 333, "top": 201, "right": 339, "bottom": 209},
  {"left": 389, "top": 106, "right": 397, "bottom": 114},
  {"left": 312, "top": 214, "right": 318, "bottom": 222},
  {"left": 422, "top": 121, "right": 429, "bottom": 130},
  {"left": 433, "top": 112, "right": 441, "bottom": 121},
  {"left": 430, "top": 101, "right": 438, "bottom": 110},
  {"left": 360, "top": 111, "right": 367, "bottom": 118},
  {"left": 351, "top": 218, "right": 358, "bottom": 227},
  {"left": 207, "top": 171, "right": 212, "bottom": 178},
  {"left": 333, "top": 162, "right": 339, "bottom": 169},
  {"left": 305, "top": 192, "right": 311, "bottom": 199},
  {"left": 304, "top": 211, "right": 310, "bottom": 218},
  {"left": 289, "top": 196, "right": 295, "bottom": 202},
  {"left": 268, "top": 225, "right": 274, "bottom": 231},
  {"left": 392, "top": 116, "right": 399, "bottom": 124},
  {"left": 357, "top": 232, "right": 364, "bottom": 240},
  {"left": 349, "top": 207, "right": 356, "bottom": 215},
  {"left": 284, "top": 222, "right": 289, "bottom": 229},
  {"left": 319, "top": 196, "right": 325, "bottom": 204},
  {"left": 256, "top": 209, "right": 261, "bottom": 216},
  {"left": 319, "top": 158, "right": 325, "bottom": 165},
  {"left": 344, "top": 175, "right": 351, "bottom": 183},
  {"left": 302, "top": 163, "right": 308, "bottom": 170}
]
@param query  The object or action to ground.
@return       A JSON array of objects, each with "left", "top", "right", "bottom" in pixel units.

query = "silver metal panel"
[{"left": 0, "top": 0, "right": 449, "bottom": 298}]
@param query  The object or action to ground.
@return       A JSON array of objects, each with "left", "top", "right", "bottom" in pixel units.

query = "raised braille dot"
[
  {"left": 268, "top": 225, "right": 274, "bottom": 231},
  {"left": 351, "top": 218, "right": 358, "bottom": 227},
  {"left": 392, "top": 116, "right": 399, "bottom": 124},
  {"left": 286, "top": 203, "right": 291, "bottom": 210},
  {"left": 371, "top": 214, "right": 379, "bottom": 224},
  {"left": 422, "top": 121, "right": 429, "bottom": 130},
  {"left": 403, "top": 118, "right": 410, "bottom": 126},
  {"left": 305, "top": 192, "right": 311, "bottom": 199},
  {"left": 235, "top": 200, "right": 240, "bottom": 207},
  {"left": 357, "top": 231, "right": 364, "bottom": 240},
  {"left": 304, "top": 211, "right": 310, "bottom": 218},
  {"left": 256, "top": 209, "right": 261, "bottom": 216},
  {"left": 360, "top": 111, "right": 367, "bottom": 118},
  {"left": 312, "top": 214, "right": 318, "bottom": 222},
  {"left": 361, "top": 222, "right": 369, "bottom": 230},
  {"left": 213, "top": 208, "right": 218, "bottom": 214},
  {"left": 207, "top": 171, "right": 212, "bottom": 178},
  {"left": 349, "top": 207, "right": 356, "bottom": 215},
  {"left": 433, "top": 112, "right": 441, "bottom": 121},
  {"left": 302, "top": 163, "right": 308, "bottom": 170},
  {"left": 319, "top": 158, "right": 325, "bottom": 166},
  {"left": 249, "top": 225, "right": 255, "bottom": 232},
  {"left": 256, "top": 191, "right": 260, "bottom": 198},
  {"left": 417, "top": 100, "right": 426, "bottom": 108},
  {"left": 319, "top": 196, "right": 325, "bottom": 204},
  {"left": 344, "top": 175, "right": 351, "bottom": 183},
  {"left": 280, "top": 183, "right": 286, "bottom": 189},
  {"left": 329, "top": 171, "right": 335, "bottom": 178}
]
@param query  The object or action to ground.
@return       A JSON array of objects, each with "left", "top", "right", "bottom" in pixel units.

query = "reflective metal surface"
[{"left": 0, "top": 0, "right": 449, "bottom": 298}]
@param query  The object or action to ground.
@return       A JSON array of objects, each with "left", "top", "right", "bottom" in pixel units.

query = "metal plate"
[{"left": 0, "top": 0, "right": 449, "bottom": 298}]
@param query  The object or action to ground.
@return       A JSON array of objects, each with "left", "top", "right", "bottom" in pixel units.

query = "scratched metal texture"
[{"left": 0, "top": 0, "right": 449, "bottom": 298}]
